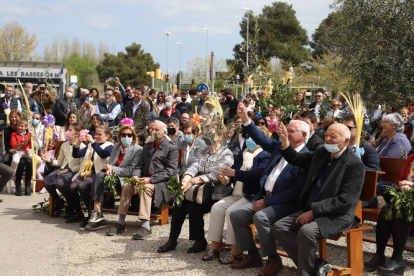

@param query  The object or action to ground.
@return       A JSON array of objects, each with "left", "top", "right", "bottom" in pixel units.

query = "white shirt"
[
  {"left": 264, "top": 143, "right": 305, "bottom": 192},
  {"left": 132, "top": 99, "right": 142, "bottom": 117}
]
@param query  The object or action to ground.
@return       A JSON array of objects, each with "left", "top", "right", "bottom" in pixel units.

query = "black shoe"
[
  {"left": 85, "top": 220, "right": 107, "bottom": 231},
  {"left": 15, "top": 186, "right": 23, "bottom": 196},
  {"left": 158, "top": 240, "right": 178, "bottom": 253},
  {"left": 106, "top": 223, "right": 127, "bottom": 236},
  {"left": 24, "top": 186, "right": 31, "bottom": 196},
  {"left": 79, "top": 217, "right": 90, "bottom": 230},
  {"left": 53, "top": 199, "right": 65, "bottom": 217},
  {"left": 65, "top": 212, "right": 85, "bottom": 223},
  {"left": 364, "top": 254, "right": 386, "bottom": 272},
  {"left": 187, "top": 239, "right": 207, "bottom": 254},
  {"left": 313, "top": 258, "right": 332, "bottom": 276},
  {"left": 63, "top": 208, "right": 73, "bottom": 219},
  {"left": 377, "top": 260, "right": 405, "bottom": 276}
]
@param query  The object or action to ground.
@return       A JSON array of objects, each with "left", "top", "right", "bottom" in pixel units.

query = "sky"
[{"left": 0, "top": 0, "right": 333, "bottom": 75}]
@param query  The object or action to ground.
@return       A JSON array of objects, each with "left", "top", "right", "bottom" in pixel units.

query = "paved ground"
[{"left": 1, "top": 190, "right": 414, "bottom": 276}]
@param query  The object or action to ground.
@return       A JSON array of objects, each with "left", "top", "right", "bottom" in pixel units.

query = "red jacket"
[{"left": 11, "top": 131, "right": 31, "bottom": 151}]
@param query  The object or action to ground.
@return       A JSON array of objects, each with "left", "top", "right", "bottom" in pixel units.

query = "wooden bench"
[
  {"left": 275, "top": 170, "right": 383, "bottom": 275},
  {"left": 361, "top": 157, "right": 414, "bottom": 252}
]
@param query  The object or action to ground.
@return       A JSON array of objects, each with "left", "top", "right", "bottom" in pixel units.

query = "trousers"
[
  {"left": 0, "top": 163, "right": 13, "bottom": 192},
  {"left": 117, "top": 182, "right": 155, "bottom": 220}
]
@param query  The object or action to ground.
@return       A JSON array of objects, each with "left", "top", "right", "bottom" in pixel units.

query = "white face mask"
[{"left": 66, "top": 92, "right": 73, "bottom": 98}]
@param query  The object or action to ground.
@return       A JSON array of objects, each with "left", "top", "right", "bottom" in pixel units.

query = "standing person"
[
  {"left": 53, "top": 87, "right": 79, "bottom": 126},
  {"left": 159, "top": 96, "right": 181, "bottom": 123},
  {"left": 122, "top": 85, "right": 134, "bottom": 106},
  {"left": 95, "top": 88, "right": 121, "bottom": 127},
  {"left": 175, "top": 91, "right": 191, "bottom": 115},
  {"left": 223, "top": 89, "right": 239, "bottom": 120},
  {"left": 272, "top": 123, "right": 365, "bottom": 275},
  {"left": 30, "top": 81, "right": 55, "bottom": 115},
  {"left": 309, "top": 89, "right": 324, "bottom": 118},
  {"left": 188, "top": 89, "right": 198, "bottom": 103},
  {"left": 123, "top": 87, "right": 150, "bottom": 134},
  {"left": 114, "top": 91, "right": 124, "bottom": 109},
  {"left": 146, "top": 89, "right": 158, "bottom": 120},
  {"left": 79, "top": 89, "right": 96, "bottom": 128},
  {"left": 155, "top": 92, "right": 166, "bottom": 116},
  {"left": 90, "top": 88, "right": 101, "bottom": 105},
  {"left": 0, "top": 163, "right": 13, "bottom": 202}
]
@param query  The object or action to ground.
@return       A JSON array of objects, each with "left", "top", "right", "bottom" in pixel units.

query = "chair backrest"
[
  {"left": 178, "top": 148, "right": 186, "bottom": 168},
  {"left": 380, "top": 157, "right": 406, "bottom": 183},
  {"left": 360, "top": 170, "right": 384, "bottom": 202},
  {"left": 54, "top": 141, "right": 63, "bottom": 159}
]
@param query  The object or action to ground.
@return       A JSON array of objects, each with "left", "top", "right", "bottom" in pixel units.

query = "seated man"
[
  {"left": 273, "top": 123, "right": 365, "bottom": 276},
  {"left": 108, "top": 120, "right": 178, "bottom": 239},
  {"left": 230, "top": 103, "right": 309, "bottom": 275}
]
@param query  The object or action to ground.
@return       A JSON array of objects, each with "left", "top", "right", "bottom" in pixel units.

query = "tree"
[
  {"left": 0, "top": 21, "right": 37, "bottom": 60},
  {"left": 187, "top": 56, "right": 231, "bottom": 83},
  {"left": 65, "top": 52, "right": 97, "bottom": 88},
  {"left": 310, "top": 12, "right": 339, "bottom": 58},
  {"left": 329, "top": 0, "right": 414, "bottom": 107},
  {"left": 96, "top": 43, "right": 159, "bottom": 87}
]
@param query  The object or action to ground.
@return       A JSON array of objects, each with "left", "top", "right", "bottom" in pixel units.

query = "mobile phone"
[{"left": 109, "top": 77, "right": 115, "bottom": 81}]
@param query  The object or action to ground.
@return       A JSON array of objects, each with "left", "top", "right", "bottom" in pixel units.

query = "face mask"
[
  {"left": 246, "top": 138, "right": 257, "bottom": 150},
  {"left": 151, "top": 132, "right": 164, "bottom": 142},
  {"left": 65, "top": 130, "right": 73, "bottom": 140},
  {"left": 175, "top": 97, "right": 181, "bottom": 102},
  {"left": 181, "top": 98, "right": 187, "bottom": 102},
  {"left": 6, "top": 94, "right": 12, "bottom": 99},
  {"left": 324, "top": 143, "right": 340, "bottom": 153},
  {"left": 184, "top": 135, "right": 193, "bottom": 143},
  {"left": 50, "top": 122, "right": 55, "bottom": 127},
  {"left": 203, "top": 135, "right": 213, "bottom": 146},
  {"left": 167, "top": 127, "right": 176, "bottom": 135},
  {"left": 13, "top": 95, "right": 20, "bottom": 99},
  {"left": 66, "top": 92, "right": 73, "bottom": 98},
  {"left": 121, "top": 137, "right": 133, "bottom": 147},
  {"left": 32, "top": 118, "right": 40, "bottom": 125},
  {"left": 165, "top": 102, "right": 172, "bottom": 108}
]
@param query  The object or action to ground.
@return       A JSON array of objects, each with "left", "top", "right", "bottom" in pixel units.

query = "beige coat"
[{"left": 52, "top": 141, "right": 85, "bottom": 172}]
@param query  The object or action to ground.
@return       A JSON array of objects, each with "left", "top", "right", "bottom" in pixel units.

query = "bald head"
[{"left": 325, "top": 123, "right": 351, "bottom": 147}]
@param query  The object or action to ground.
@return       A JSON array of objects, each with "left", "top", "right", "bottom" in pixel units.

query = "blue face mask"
[
  {"left": 32, "top": 118, "right": 40, "bottom": 125},
  {"left": 246, "top": 138, "right": 257, "bottom": 150},
  {"left": 121, "top": 137, "right": 133, "bottom": 147},
  {"left": 165, "top": 102, "right": 172, "bottom": 108},
  {"left": 50, "top": 122, "right": 55, "bottom": 127},
  {"left": 324, "top": 143, "right": 340, "bottom": 153},
  {"left": 184, "top": 135, "right": 193, "bottom": 143}
]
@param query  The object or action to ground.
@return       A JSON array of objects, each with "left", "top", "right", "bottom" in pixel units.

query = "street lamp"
[
  {"left": 242, "top": 7, "right": 250, "bottom": 71},
  {"left": 177, "top": 42, "right": 182, "bottom": 90},
  {"left": 164, "top": 32, "right": 171, "bottom": 92},
  {"left": 202, "top": 27, "right": 209, "bottom": 85}
]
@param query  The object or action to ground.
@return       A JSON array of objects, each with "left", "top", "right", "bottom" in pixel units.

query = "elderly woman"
[
  {"left": 158, "top": 125, "right": 234, "bottom": 254},
  {"left": 79, "top": 89, "right": 96, "bottom": 128},
  {"left": 203, "top": 126, "right": 270, "bottom": 262},
  {"left": 167, "top": 117, "right": 184, "bottom": 146},
  {"left": 377, "top": 113, "right": 411, "bottom": 158},
  {"left": 159, "top": 96, "right": 181, "bottom": 122},
  {"left": 326, "top": 99, "right": 341, "bottom": 119},
  {"left": 365, "top": 155, "right": 414, "bottom": 275},
  {"left": 177, "top": 122, "right": 206, "bottom": 176}
]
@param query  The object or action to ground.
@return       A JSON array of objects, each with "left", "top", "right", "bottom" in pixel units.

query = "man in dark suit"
[
  {"left": 299, "top": 111, "right": 324, "bottom": 151},
  {"left": 229, "top": 103, "right": 309, "bottom": 275},
  {"left": 273, "top": 123, "right": 365, "bottom": 276},
  {"left": 123, "top": 88, "right": 150, "bottom": 134}
]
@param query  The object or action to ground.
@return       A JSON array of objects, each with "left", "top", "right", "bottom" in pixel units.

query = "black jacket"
[
  {"left": 281, "top": 146, "right": 365, "bottom": 238},
  {"left": 53, "top": 97, "right": 80, "bottom": 126},
  {"left": 306, "top": 133, "right": 325, "bottom": 151}
]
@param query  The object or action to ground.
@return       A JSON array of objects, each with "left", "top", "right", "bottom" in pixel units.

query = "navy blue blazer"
[
  {"left": 230, "top": 149, "right": 270, "bottom": 200},
  {"left": 245, "top": 122, "right": 308, "bottom": 219}
]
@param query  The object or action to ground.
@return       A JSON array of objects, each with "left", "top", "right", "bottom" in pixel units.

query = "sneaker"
[
  {"left": 88, "top": 212, "right": 104, "bottom": 224},
  {"left": 38, "top": 187, "right": 47, "bottom": 194},
  {"left": 85, "top": 220, "right": 107, "bottom": 231},
  {"left": 132, "top": 227, "right": 152, "bottom": 240},
  {"left": 106, "top": 223, "right": 126, "bottom": 236},
  {"left": 79, "top": 217, "right": 90, "bottom": 230},
  {"left": 65, "top": 212, "right": 85, "bottom": 224}
]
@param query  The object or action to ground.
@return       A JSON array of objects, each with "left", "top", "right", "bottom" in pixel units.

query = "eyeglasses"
[
  {"left": 258, "top": 121, "right": 266, "bottom": 126},
  {"left": 125, "top": 90, "right": 131, "bottom": 92},
  {"left": 121, "top": 133, "right": 133, "bottom": 138},
  {"left": 345, "top": 125, "right": 357, "bottom": 131},
  {"left": 104, "top": 93, "right": 113, "bottom": 97},
  {"left": 315, "top": 95, "right": 322, "bottom": 98},
  {"left": 158, "top": 95, "right": 164, "bottom": 98},
  {"left": 287, "top": 130, "right": 301, "bottom": 134},
  {"left": 332, "top": 104, "right": 340, "bottom": 107}
]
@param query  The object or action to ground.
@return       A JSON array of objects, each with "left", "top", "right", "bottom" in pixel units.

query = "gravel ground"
[{"left": 1, "top": 191, "right": 414, "bottom": 276}]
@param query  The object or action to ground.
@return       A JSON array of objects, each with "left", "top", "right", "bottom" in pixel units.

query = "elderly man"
[
  {"left": 230, "top": 103, "right": 309, "bottom": 275},
  {"left": 110, "top": 120, "right": 178, "bottom": 239},
  {"left": 30, "top": 81, "right": 55, "bottom": 115},
  {"left": 167, "top": 117, "right": 184, "bottom": 146},
  {"left": 95, "top": 88, "right": 121, "bottom": 127},
  {"left": 273, "top": 123, "right": 365, "bottom": 276},
  {"left": 180, "top": 113, "right": 190, "bottom": 129},
  {"left": 123, "top": 87, "right": 150, "bottom": 134}
]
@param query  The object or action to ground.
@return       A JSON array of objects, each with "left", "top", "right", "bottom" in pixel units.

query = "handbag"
[
  {"left": 184, "top": 182, "right": 213, "bottom": 204},
  {"left": 2, "top": 152, "right": 12, "bottom": 163}
]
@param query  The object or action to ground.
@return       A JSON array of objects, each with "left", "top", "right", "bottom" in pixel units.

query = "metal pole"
[
  {"left": 164, "top": 32, "right": 171, "bottom": 93},
  {"left": 246, "top": 13, "right": 249, "bottom": 71},
  {"left": 203, "top": 28, "right": 209, "bottom": 85},
  {"left": 151, "top": 76, "right": 154, "bottom": 89},
  {"left": 211, "top": 52, "right": 215, "bottom": 93},
  {"left": 177, "top": 42, "right": 182, "bottom": 90}
]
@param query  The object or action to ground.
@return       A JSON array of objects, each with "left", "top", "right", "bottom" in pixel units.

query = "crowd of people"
[{"left": 0, "top": 80, "right": 413, "bottom": 276}]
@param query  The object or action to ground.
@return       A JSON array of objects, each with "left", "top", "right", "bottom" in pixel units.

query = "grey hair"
[
  {"left": 167, "top": 117, "right": 180, "bottom": 126},
  {"left": 289, "top": 120, "right": 310, "bottom": 143},
  {"left": 81, "top": 89, "right": 89, "bottom": 95},
  {"left": 165, "top": 96, "right": 174, "bottom": 102},
  {"left": 383, "top": 113, "right": 404, "bottom": 133},
  {"left": 154, "top": 120, "right": 167, "bottom": 132}
]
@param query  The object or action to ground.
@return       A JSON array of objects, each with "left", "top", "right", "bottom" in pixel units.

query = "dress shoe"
[
  {"left": 187, "top": 239, "right": 207, "bottom": 253},
  {"left": 230, "top": 255, "right": 263, "bottom": 269},
  {"left": 377, "top": 260, "right": 405, "bottom": 276},
  {"left": 259, "top": 258, "right": 283, "bottom": 276},
  {"left": 364, "top": 254, "right": 386, "bottom": 272},
  {"left": 65, "top": 212, "right": 85, "bottom": 223},
  {"left": 158, "top": 240, "right": 178, "bottom": 253},
  {"left": 313, "top": 258, "right": 332, "bottom": 276}
]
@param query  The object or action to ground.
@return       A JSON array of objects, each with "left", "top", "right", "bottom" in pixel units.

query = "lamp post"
[
  {"left": 164, "top": 32, "right": 171, "bottom": 92},
  {"left": 177, "top": 42, "right": 182, "bottom": 90},
  {"left": 202, "top": 28, "right": 209, "bottom": 85},
  {"left": 242, "top": 7, "right": 250, "bottom": 72}
]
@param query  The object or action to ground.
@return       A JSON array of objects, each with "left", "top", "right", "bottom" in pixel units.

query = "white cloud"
[{"left": 85, "top": 14, "right": 112, "bottom": 29}]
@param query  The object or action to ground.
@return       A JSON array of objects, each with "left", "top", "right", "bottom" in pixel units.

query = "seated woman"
[
  {"left": 203, "top": 126, "right": 270, "bottom": 263},
  {"left": 88, "top": 114, "right": 104, "bottom": 138},
  {"left": 68, "top": 125, "right": 113, "bottom": 227},
  {"left": 59, "top": 111, "right": 78, "bottom": 141},
  {"left": 158, "top": 125, "right": 234, "bottom": 254},
  {"left": 177, "top": 122, "right": 206, "bottom": 176},
  {"left": 42, "top": 123, "right": 85, "bottom": 217},
  {"left": 365, "top": 154, "right": 414, "bottom": 275}
]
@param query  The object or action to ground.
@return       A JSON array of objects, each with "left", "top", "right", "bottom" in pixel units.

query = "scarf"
[{"left": 232, "top": 147, "right": 263, "bottom": 200}]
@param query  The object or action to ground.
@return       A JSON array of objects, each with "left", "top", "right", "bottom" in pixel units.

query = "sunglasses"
[
  {"left": 315, "top": 95, "right": 322, "bottom": 98},
  {"left": 104, "top": 93, "right": 113, "bottom": 97},
  {"left": 121, "top": 133, "right": 133, "bottom": 138},
  {"left": 332, "top": 104, "right": 340, "bottom": 107},
  {"left": 258, "top": 121, "right": 266, "bottom": 126},
  {"left": 345, "top": 125, "right": 357, "bottom": 131}
]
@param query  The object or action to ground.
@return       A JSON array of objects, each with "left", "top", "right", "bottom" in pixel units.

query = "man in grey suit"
[
  {"left": 273, "top": 123, "right": 365, "bottom": 276},
  {"left": 177, "top": 121, "right": 206, "bottom": 175}
]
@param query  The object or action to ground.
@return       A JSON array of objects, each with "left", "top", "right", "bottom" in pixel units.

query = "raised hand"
[
  {"left": 237, "top": 102, "right": 249, "bottom": 123},
  {"left": 277, "top": 122, "right": 289, "bottom": 148}
]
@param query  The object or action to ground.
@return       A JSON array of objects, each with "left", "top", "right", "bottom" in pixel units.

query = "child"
[
  {"left": 37, "top": 141, "right": 56, "bottom": 194},
  {"left": 68, "top": 125, "right": 113, "bottom": 228}
]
